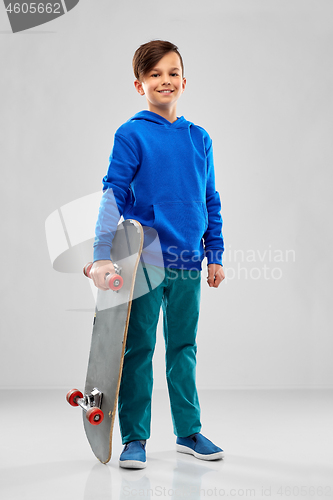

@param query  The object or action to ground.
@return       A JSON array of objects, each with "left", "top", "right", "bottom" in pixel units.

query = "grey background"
[{"left": 1, "top": 0, "right": 332, "bottom": 390}]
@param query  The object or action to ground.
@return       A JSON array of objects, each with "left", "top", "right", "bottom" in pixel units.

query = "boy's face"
[{"left": 134, "top": 52, "right": 186, "bottom": 113}]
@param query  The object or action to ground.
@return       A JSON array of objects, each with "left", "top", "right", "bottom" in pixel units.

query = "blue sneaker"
[
  {"left": 119, "top": 440, "right": 147, "bottom": 469},
  {"left": 176, "top": 433, "right": 224, "bottom": 461}
]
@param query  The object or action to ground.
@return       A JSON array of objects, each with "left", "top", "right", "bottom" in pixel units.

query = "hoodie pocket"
[{"left": 153, "top": 201, "right": 208, "bottom": 252}]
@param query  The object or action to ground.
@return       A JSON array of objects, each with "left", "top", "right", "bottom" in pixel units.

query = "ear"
[
  {"left": 181, "top": 77, "right": 187, "bottom": 93},
  {"left": 134, "top": 79, "right": 145, "bottom": 96}
]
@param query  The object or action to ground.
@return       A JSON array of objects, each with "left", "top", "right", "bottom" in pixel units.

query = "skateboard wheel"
[
  {"left": 106, "top": 273, "right": 124, "bottom": 291},
  {"left": 66, "top": 389, "right": 83, "bottom": 407},
  {"left": 86, "top": 407, "right": 104, "bottom": 425},
  {"left": 83, "top": 262, "right": 93, "bottom": 278}
]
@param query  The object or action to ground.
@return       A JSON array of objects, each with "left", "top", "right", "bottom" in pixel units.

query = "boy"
[{"left": 90, "top": 40, "right": 225, "bottom": 469}]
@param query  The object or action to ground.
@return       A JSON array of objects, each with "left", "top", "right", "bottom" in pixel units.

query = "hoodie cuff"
[
  {"left": 93, "top": 244, "right": 112, "bottom": 263},
  {"left": 205, "top": 249, "right": 223, "bottom": 266}
]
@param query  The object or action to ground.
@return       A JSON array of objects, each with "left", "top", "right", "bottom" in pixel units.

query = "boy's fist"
[
  {"left": 90, "top": 260, "right": 116, "bottom": 291},
  {"left": 207, "top": 264, "right": 225, "bottom": 288}
]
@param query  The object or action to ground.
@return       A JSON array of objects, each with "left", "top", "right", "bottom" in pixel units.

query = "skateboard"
[{"left": 66, "top": 219, "right": 144, "bottom": 463}]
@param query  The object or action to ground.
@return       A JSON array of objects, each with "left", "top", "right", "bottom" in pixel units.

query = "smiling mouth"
[{"left": 158, "top": 90, "right": 174, "bottom": 93}]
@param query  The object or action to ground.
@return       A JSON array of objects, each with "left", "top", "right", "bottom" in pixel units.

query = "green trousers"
[{"left": 118, "top": 264, "right": 202, "bottom": 444}]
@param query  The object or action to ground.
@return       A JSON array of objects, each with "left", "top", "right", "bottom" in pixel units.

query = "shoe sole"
[
  {"left": 119, "top": 459, "right": 147, "bottom": 469},
  {"left": 176, "top": 444, "right": 224, "bottom": 461}
]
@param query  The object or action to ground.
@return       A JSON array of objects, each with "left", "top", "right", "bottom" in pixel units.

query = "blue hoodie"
[{"left": 93, "top": 110, "right": 224, "bottom": 270}]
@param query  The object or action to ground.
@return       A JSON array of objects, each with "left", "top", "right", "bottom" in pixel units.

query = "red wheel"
[
  {"left": 106, "top": 273, "right": 124, "bottom": 291},
  {"left": 66, "top": 389, "right": 83, "bottom": 407},
  {"left": 86, "top": 407, "right": 104, "bottom": 425},
  {"left": 83, "top": 262, "right": 93, "bottom": 278}
]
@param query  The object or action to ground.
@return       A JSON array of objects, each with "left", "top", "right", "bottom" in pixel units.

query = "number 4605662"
[{"left": 5, "top": 3, "right": 61, "bottom": 14}]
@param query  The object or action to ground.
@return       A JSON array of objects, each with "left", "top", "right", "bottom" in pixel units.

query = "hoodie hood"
[{"left": 128, "top": 110, "right": 189, "bottom": 129}]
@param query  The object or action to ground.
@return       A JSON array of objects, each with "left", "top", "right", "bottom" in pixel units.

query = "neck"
[{"left": 147, "top": 104, "right": 178, "bottom": 123}]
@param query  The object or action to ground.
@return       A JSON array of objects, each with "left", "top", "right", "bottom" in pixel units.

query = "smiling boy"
[{"left": 91, "top": 40, "right": 225, "bottom": 468}]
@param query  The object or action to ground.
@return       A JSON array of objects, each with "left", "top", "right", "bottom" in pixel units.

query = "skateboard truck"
[
  {"left": 66, "top": 388, "right": 104, "bottom": 425},
  {"left": 83, "top": 262, "right": 123, "bottom": 291}
]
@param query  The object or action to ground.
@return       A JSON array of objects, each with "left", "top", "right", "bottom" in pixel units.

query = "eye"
[
  {"left": 171, "top": 73, "right": 179, "bottom": 77},
  {"left": 151, "top": 73, "right": 159, "bottom": 77}
]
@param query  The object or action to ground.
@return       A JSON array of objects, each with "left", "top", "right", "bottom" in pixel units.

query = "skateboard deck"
[{"left": 67, "top": 219, "right": 144, "bottom": 463}]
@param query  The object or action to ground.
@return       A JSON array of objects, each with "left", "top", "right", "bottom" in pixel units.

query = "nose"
[{"left": 162, "top": 75, "right": 171, "bottom": 85}]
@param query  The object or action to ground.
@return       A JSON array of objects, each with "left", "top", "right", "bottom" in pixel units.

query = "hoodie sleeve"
[
  {"left": 203, "top": 136, "right": 225, "bottom": 266},
  {"left": 93, "top": 133, "right": 139, "bottom": 261}
]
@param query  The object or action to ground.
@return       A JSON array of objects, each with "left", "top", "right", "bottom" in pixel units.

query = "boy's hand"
[
  {"left": 90, "top": 260, "right": 116, "bottom": 291},
  {"left": 207, "top": 264, "right": 225, "bottom": 288}
]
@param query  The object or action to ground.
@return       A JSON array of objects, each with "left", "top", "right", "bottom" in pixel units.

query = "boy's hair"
[{"left": 133, "top": 40, "right": 184, "bottom": 81}]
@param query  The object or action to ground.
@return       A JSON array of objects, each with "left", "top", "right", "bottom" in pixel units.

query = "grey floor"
[{"left": 1, "top": 389, "right": 332, "bottom": 500}]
